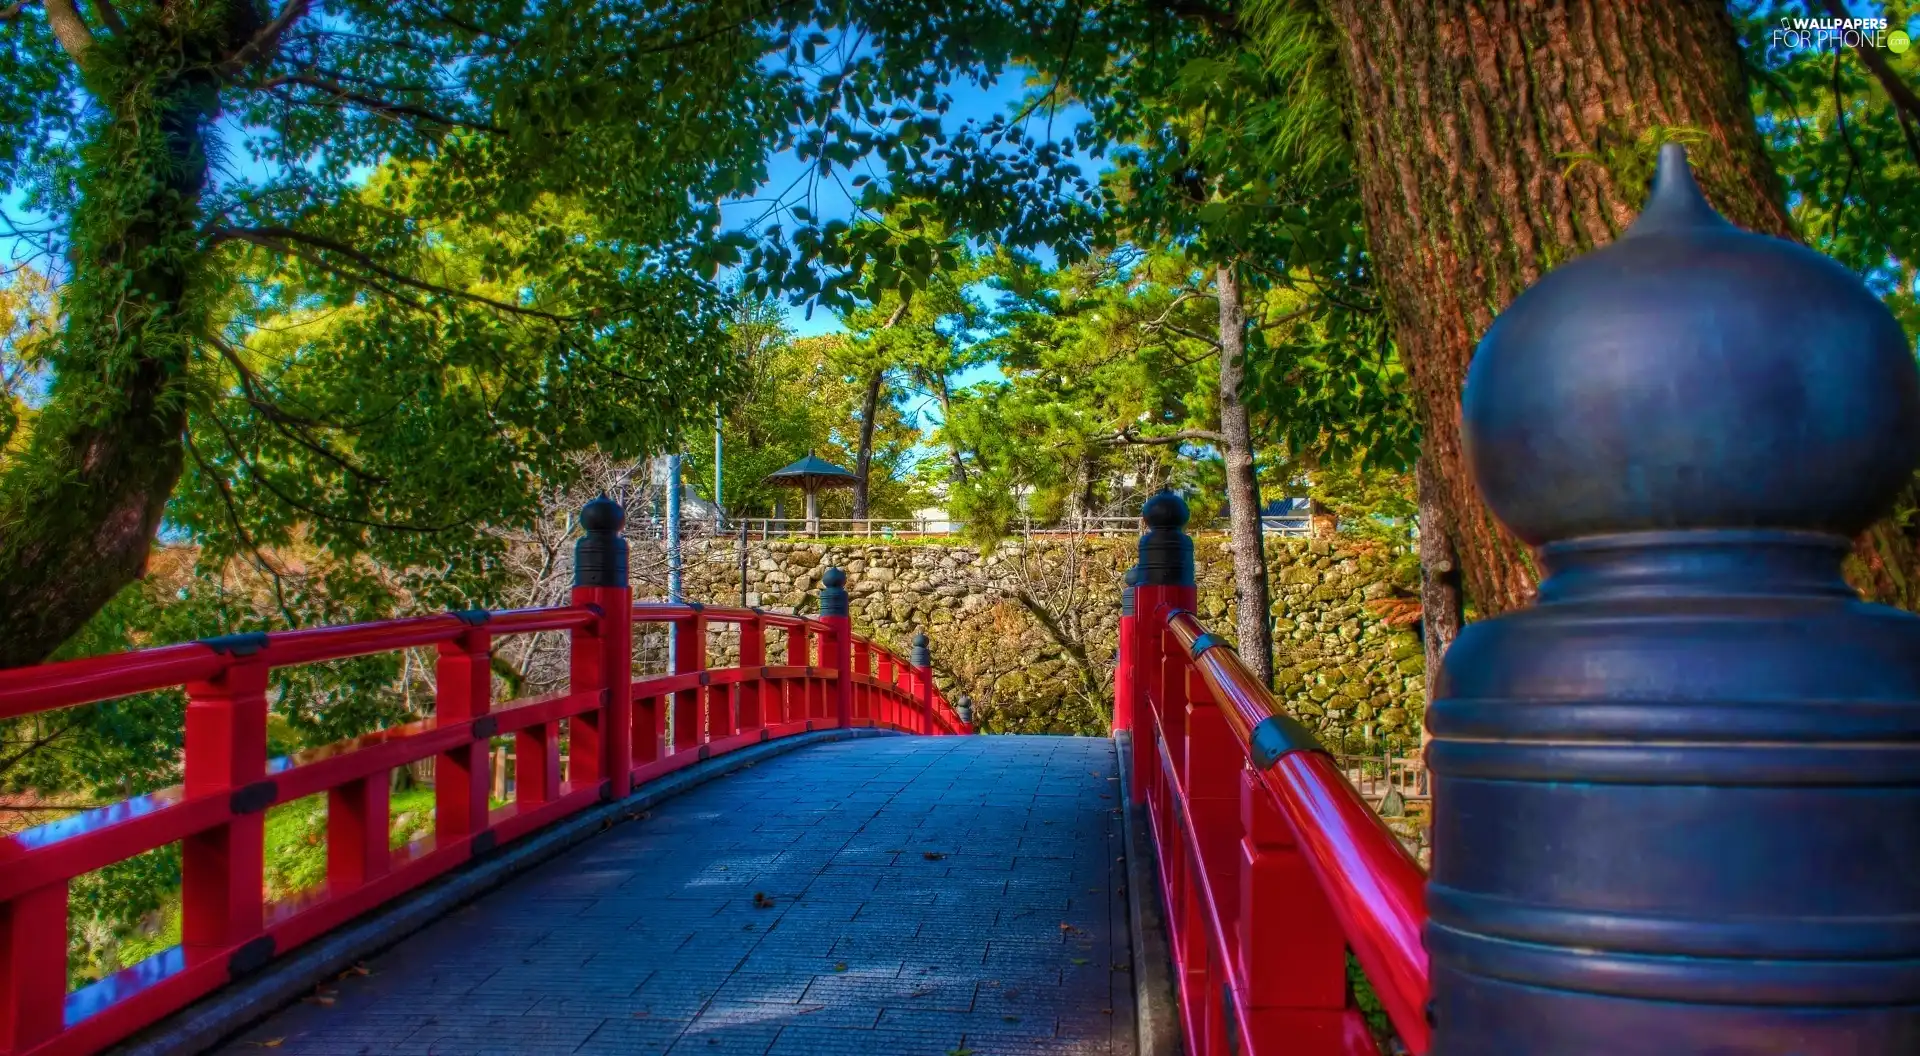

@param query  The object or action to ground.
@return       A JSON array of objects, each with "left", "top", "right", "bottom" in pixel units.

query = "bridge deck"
[{"left": 216, "top": 736, "right": 1135, "bottom": 1056}]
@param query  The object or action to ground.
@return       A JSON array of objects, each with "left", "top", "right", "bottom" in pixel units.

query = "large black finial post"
[
  {"left": 817, "top": 567, "right": 849, "bottom": 618},
  {"left": 910, "top": 632, "right": 931, "bottom": 669},
  {"left": 1137, "top": 491, "right": 1194, "bottom": 588},
  {"left": 818, "top": 567, "right": 853, "bottom": 728},
  {"left": 1434, "top": 144, "right": 1920, "bottom": 1052},
  {"left": 1129, "top": 492, "right": 1197, "bottom": 804},
  {"left": 573, "top": 494, "right": 628, "bottom": 588},
  {"left": 569, "top": 494, "right": 635, "bottom": 798}
]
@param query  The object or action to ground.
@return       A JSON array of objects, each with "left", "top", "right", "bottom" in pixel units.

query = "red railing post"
[
  {"left": 674, "top": 606, "right": 707, "bottom": 753},
  {"left": 1238, "top": 764, "right": 1349, "bottom": 1051},
  {"left": 738, "top": 612, "right": 765, "bottom": 730},
  {"left": 1113, "top": 566, "right": 1138, "bottom": 735},
  {"left": 434, "top": 617, "right": 492, "bottom": 846},
  {"left": 569, "top": 495, "right": 633, "bottom": 797},
  {"left": 853, "top": 638, "right": 872, "bottom": 725},
  {"left": 182, "top": 643, "right": 270, "bottom": 966},
  {"left": 911, "top": 633, "right": 933, "bottom": 734},
  {"left": 0, "top": 881, "right": 66, "bottom": 1049},
  {"left": 819, "top": 568, "right": 852, "bottom": 728},
  {"left": 785, "top": 621, "right": 808, "bottom": 725},
  {"left": 328, "top": 769, "right": 390, "bottom": 893}
]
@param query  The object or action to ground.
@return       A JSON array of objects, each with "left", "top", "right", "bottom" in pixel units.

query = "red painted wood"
[
  {"left": 0, "top": 589, "right": 964, "bottom": 1056},
  {"left": 327, "top": 776, "right": 390, "bottom": 893},
  {"left": 0, "top": 884, "right": 65, "bottom": 1050},
  {"left": 181, "top": 658, "right": 268, "bottom": 966},
  {"left": 1123, "top": 601, "right": 1430, "bottom": 1055},
  {"left": 1112, "top": 609, "right": 1135, "bottom": 734},
  {"left": 674, "top": 611, "right": 706, "bottom": 754},
  {"left": 737, "top": 618, "right": 765, "bottom": 730},
  {"left": 434, "top": 627, "right": 492, "bottom": 845}
]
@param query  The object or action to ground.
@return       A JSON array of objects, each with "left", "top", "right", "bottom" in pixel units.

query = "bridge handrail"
[
  {"left": 1119, "top": 491, "right": 1430, "bottom": 1056},
  {"left": 0, "top": 578, "right": 963, "bottom": 1056},
  {"left": 1163, "top": 610, "right": 1429, "bottom": 1052}
]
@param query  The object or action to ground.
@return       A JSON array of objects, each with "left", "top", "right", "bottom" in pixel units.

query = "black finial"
[
  {"left": 1625, "top": 143, "right": 1733, "bottom": 237},
  {"left": 911, "top": 632, "right": 930, "bottom": 668},
  {"left": 573, "top": 494, "right": 628, "bottom": 588},
  {"left": 1463, "top": 141, "right": 1920, "bottom": 552},
  {"left": 818, "top": 566, "right": 849, "bottom": 617},
  {"left": 1138, "top": 492, "right": 1194, "bottom": 587},
  {"left": 1120, "top": 565, "right": 1140, "bottom": 617},
  {"left": 1142, "top": 491, "right": 1190, "bottom": 532},
  {"left": 955, "top": 694, "right": 973, "bottom": 724}
]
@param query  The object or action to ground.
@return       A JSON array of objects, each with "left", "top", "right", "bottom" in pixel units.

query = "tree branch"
[
  {"left": 224, "top": 0, "right": 309, "bottom": 74},
  {"left": 1823, "top": 0, "right": 1920, "bottom": 126},
  {"left": 208, "top": 335, "right": 391, "bottom": 485},
  {"left": 83, "top": 0, "right": 119, "bottom": 34},
  {"left": 212, "top": 225, "right": 578, "bottom": 322},
  {"left": 255, "top": 72, "right": 506, "bottom": 133},
  {"left": 39, "top": 0, "right": 92, "bottom": 58},
  {"left": 1098, "top": 427, "right": 1224, "bottom": 447}
]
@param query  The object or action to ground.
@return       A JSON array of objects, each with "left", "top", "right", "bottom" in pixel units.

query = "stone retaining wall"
[{"left": 634, "top": 535, "right": 1423, "bottom": 750}]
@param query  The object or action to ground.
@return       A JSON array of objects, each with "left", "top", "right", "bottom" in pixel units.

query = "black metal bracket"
[
  {"left": 202, "top": 632, "right": 269, "bottom": 657},
  {"left": 470, "top": 830, "right": 497, "bottom": 857},
  {"left": 1188, "top": 633, "right": 1228, "bottom": 659},
  {"left": 230, "top": 779, "right": 277, "bottom": 816},
  {"left": 452, "top": 609, "right": 490, "bottom": 626},
  {"left": 471, "top": 715, "right": 499, "bottom": 741},
  {"left": 1247, "top": 714, "right": 1326, "bottom": 769}
]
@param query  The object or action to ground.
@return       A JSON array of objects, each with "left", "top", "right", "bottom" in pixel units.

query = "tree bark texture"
[
  {"left": 0, "top": 45, "right": 230, "bottom": 667},
  {"left": 1415, "top": 450, "right": 1463, "bottom": 745},
  {"left": 852, "top": 369, "right": 883, "bottom": 519},
  {"left": 1322, "top": 0, "right": 1798, "bottom": 615},
  {"left": 1216, "top": 265, "right": 1275, "bottom": 687}
]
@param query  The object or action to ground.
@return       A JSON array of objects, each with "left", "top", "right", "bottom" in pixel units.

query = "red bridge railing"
[
  {"left": 1118, "top": 497, "right": 1428, "bottom": 1056},
  {"left": 0, "top": 552, "right": 964, "bottom": 1056}
]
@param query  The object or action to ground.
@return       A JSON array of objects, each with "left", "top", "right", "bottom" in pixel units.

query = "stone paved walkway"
[{"left": 217, "top": 735, "right": 1134, "bottom": 1056}]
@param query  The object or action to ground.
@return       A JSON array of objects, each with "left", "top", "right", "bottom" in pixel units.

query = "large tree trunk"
[
  {"left": 0, "top": 61, "right": 219, "bottom": 667},
  {"left": 1322, "top": 0, "right": 1801, "bottom": 616},
  {"left": 1217, "top": 265, "right": 1275, "bottom": 687},
  {"left": 1415, "top": 450, "right": 1463, "bottom": 745},
  {"left": 851, "top": 369, "right": 883, "bottom": 519}
]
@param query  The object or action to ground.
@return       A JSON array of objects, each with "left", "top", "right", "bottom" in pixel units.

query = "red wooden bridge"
[{"left": 0, "top": 493, "right": 1430, "bottom": 1056}]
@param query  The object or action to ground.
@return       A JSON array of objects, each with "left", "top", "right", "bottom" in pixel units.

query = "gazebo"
[{"left": 763, "top": 451, "right": 858, "bottom": 536}]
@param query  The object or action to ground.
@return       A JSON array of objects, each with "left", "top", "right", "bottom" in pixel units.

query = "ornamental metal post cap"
[
  {"left": 1462, "top": 142, "right": 1920, "bottom": 547},
  {"left": 1432, "top": 142, "right": 1920, "bottom": 1050},
  {"left": 954, "top": 694, "right": 972, "bottom": 723},
  {"left": 818, "top": 566, "right": 849, "bottom": 617},
  {"left": 911, "top": 632, "right": 930, "bottom": 668},
  {"left": 1120, "top": 565, "right": 1140, "bottom": 617},
  {"left": 573, "top": 493, "right": 628, "bottom": 588},
  {"left": 579, "top": 493, "right": 624, "bottom": 533},
  {"left": 1138, "top": 491, "right": 1194, "bottom": 587}
]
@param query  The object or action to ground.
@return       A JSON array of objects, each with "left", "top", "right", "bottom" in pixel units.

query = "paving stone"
[{"left": 211, "top": 737, "right": 1131, "bottom": 1056}]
